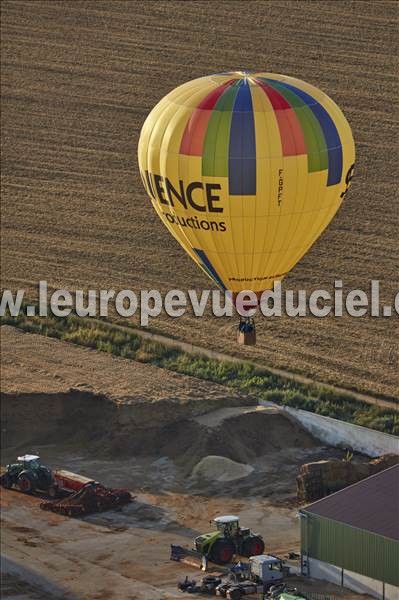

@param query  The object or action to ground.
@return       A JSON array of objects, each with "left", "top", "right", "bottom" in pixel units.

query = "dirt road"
[{"left": 1, "top": 1, "right": 398, "bottom": 398}]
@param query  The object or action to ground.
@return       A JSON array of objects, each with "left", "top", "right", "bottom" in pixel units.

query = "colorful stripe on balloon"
[
  {"left": 179, "top": 76, "right": 343, "bottom": 193},
  {"left": 193, "top": 248, "right": 226, "bottom": 290}
]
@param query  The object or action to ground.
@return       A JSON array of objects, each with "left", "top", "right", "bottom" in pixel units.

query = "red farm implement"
[{"left": 40, "top": 481, "right": 132, "bottom": 517}]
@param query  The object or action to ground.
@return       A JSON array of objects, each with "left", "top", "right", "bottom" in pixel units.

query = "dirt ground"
[
  {"left": 1, "top": 329, "right": 374, "bottom": 599},
  {"left": 1, "top": 1, "right": 398, "bottom": 399},
  {"left": 1, "top": 487, "right": 373, "bottom": 600},
  {"left": 0, "top": 437, "right": 371, "bottom": 600}
]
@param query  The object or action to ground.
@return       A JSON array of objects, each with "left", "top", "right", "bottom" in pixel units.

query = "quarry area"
[{"left": 2, "top": 326, "right": 392, "bottom": 599}]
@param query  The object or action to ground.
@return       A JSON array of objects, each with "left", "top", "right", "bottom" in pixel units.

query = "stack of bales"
[{"left": 297, "top": 454, "right": 399, "bottom": 502}]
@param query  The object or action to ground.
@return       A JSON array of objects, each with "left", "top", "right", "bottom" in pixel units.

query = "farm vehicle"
[
  {"left": 1, "top": 454, "right": 59, "bottom": 496},
  {"left": 171, "top": 515, "right": 265, "bottom": 568},
  {"left": 177, "top": 554, "right": 293, "bottom": 598},
  {"left": 194, "top": 515, "right": 265, "bottom": 565},
  {"left": 265, "top": 584, "right": 308, "bottom": 600},
  {"left": 1, "top": 454, "right": 133, "bottom": 516},
  {"left": 40, "top": 481, "right": 132, "bottom": 517}
]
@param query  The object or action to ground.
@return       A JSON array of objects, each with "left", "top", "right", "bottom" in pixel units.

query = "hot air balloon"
[{"left": 138, "top": 71, "right": 355, "bottom": 345}]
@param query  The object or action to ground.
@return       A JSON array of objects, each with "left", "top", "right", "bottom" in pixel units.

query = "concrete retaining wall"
[
  {"left": 343, "top": 568, "right": 385, "bottom": 598},
  {"left": 385, "top": 584, "right": 399, "bottom": 600},
  {"left": 304, "top": 557, "right": 399, "bottom": 600},
  {"left": 306, "top": 556, "right": 342, "bottom": 586},
  {"left": 259, "top": 401, "right": 399, "bottom": 457}
]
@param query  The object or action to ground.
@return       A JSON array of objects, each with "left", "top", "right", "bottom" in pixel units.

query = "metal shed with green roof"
[{"left": 299, "top": 464, "right": 399, "bottom": 599}]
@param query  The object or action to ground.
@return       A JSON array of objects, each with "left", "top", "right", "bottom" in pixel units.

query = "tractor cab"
[
  {"left": 214, "top": 515, "right": 240, "bottom": 538},
  {"left": 249, "top": 555, "right": 285, "bottom": 586},
  {"left": 17, "top": 454, "right": 41, "bottom": 470}
]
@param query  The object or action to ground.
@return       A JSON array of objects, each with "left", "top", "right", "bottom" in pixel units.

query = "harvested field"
[
  {"left": 0, "top": 326, "right": 248, "bottom": 405},
  {"left": 1, "top": 1, "right": 398, "bottom": 399}
]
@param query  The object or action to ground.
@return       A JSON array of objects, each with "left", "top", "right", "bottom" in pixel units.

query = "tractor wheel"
[
  {"left": 242, "top": 535, "right": 265, "bottom": 557},
  {"left": 209, "top": 539, "right": 235, "bottom": 565},
  {"left": 228, "top": 587, "right": 242, "bottom": 600},
  {"left": 38, "top": 467, "right": 53, "bottom": 489},
  {"left": 18, "top": 474, "right": 35, "bottom": 494},
  {"left": 1, "top": 474, "right": 13, "bottom": 489}
]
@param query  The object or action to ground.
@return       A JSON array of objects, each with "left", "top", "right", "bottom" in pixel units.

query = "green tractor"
[
  {"left": 1, "top": 454, "right": 59, "bottom": 497},
  {"left": 266, "top": 583, "right": 309, "bottom": 599},
  {"left": 195, "top": 515, "right": 265, "bottom": 565}
]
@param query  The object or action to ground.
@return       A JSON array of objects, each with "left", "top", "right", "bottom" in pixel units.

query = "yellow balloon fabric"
[{"left": 138, "top": 72, "right": 355, "bottom": 300}]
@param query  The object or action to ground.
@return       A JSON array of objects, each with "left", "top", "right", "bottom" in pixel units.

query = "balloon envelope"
[{"left": 138, "top": 72, "right": 355, "bottom": 300}]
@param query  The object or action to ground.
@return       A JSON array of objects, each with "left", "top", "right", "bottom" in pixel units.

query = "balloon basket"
[{"left": 237, "top": 317, "right": 256, "bottom": 346}]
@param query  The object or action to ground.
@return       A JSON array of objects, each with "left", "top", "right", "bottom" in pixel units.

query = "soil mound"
[
  {"left": 2, "top": 387, "right": 317, "bottom": 477},
  {"left": 160, "top": 410, "right": 316, "bottom": 473},
  {"left": 191, "top": 456, "right": 254, "bottom": 482}
]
